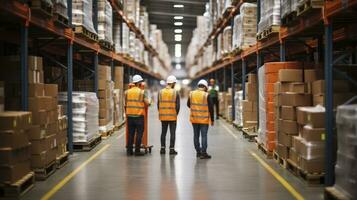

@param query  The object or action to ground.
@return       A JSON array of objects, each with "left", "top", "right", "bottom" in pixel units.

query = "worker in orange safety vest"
[
  {"left": 125, "top": 74, "right": 151, "bottom": 156},
  {"left": 187, "top": 79, "right": 214, "bottom": 159},
  {"left": 158, "top": 75, "right": 180, "bottom": 155}
]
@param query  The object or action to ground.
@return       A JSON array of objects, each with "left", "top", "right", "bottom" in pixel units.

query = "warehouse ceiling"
[{"left": 142, "top": 0, "right": 208, "bottom": 78}]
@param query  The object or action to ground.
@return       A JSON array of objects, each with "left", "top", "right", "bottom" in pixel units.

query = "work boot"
[
  {"left": 169, "top": 149, "right": 178, "bottom": 155},
  {"left": 200, "top": 153, "right": 212, "bottom": 159},
  {"left": 196, "top": 152, "right": 202, "bottom": 158},
  {"left": 160, "top": 147, "right": 166, "bottom": 155},
  {"left": 135, "top": 149, "right": 145, "bottom": 156},
  {"left": 127, "top": 148, "right": 133, "bottom": 156}
]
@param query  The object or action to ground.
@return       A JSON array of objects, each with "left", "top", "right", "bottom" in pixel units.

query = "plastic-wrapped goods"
[
  {"left": 281, "top": 0, "right": 299, "bottom": 19},
  {"left": 72, "top": 0, "right": 97, "bottom": 34},
  {"left": 232, "top": 3, "right": 257, "bottom": 50},
  {"left": 113, "top": 20, "right": 121, "bottom": 53},
  {"left": 98, "top": 0, "right": 113, "bottom": 44},
  {"left": 222, "top": 26, "right": 232, "bottom": 55},
  {"left": 52, "top": 0, "right": 68, "bottom": 18},
  {"left": 234, "top": 91, "right": 243, "bottom": 127},
  {"left": 334, "top": 104, "right": 357, "bottom": 199},
  {"left": 224, "top": 0, "right": 233, "bottom": 10},
  {"left": 258, "top": 65, "right": 266, "bottom": 146},
  {"left": 217, "top": 0, "right": 225, "bottom": 17},
  {"left": 59, "top": 92, "right": 99, "bottom": 143},
  {"left": 258, "top": 0, "right": 280, "bottom": 34},
  {"left": 122, "top": 23, "right": 130, "bottom": 54},
  {"left": 123, "top": 0, "right": 137, "bottom": 24}
]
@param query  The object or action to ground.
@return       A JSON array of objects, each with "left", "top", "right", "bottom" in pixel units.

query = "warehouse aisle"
[{"left": 24, "top": 98, "right": 323, "bottom": 200}]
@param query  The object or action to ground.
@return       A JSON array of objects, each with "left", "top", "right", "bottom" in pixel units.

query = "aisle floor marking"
[
  {"left": 219, "top": 121, "right": 304, "bottom": 200},
  {"left": 41, "top": 144, "right": 111, "bottom": 200}
]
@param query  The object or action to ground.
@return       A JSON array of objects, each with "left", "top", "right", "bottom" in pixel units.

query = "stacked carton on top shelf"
[
  {"left": 98, "top": 0, "right": 113, "bottom": 45},
  {"left": 242, "top": 74, "right": 257, "bottom": 128},
  {"left": 0, "top": 112, "right": 33, "bottom": 184},
  {"left": 97, "top": 65, "right": 114, "bottom": 133}
]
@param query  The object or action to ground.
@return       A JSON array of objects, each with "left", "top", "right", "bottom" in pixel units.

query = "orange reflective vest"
[
  {"left": 189, "top": 90, "right": 210, "bottom": 124},
  {"left": 125, "top": 87, "right": 145, "bottom": 116},
  {"left": 158, "top": 87, "right": 177, "bottom": 121}
]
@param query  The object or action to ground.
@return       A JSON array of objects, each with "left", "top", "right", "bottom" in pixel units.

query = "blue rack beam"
[{"left": 67, "top": 0, "right": 73, "bottom": 154}]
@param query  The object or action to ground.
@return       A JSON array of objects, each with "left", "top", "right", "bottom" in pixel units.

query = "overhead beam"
[
  {"left": 145, "top": 0, "right": 207, "bottom": 5},
  {"left": 149, "top": 11, "right": 200, "bottom": 18}
]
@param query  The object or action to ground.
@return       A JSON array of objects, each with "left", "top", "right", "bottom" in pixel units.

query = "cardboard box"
[
  {"left": 278, "top": 131, "right": 293, "bottom": 147},
  {"left": 30, "top": 134, "right": 57, "bottom": 154},
  {"left": 31, "top": 148, "right": 56, "bottom": 168},
  {"left": 99, "top": 118, "right": 108, "bottom": 126},
  {"left": 0, "top": 161, "right": 31, "bottom": 183},
  {"left": 97, "top": 90, "right": 108, "bottom": 99},
  {"left": 245, "top": 83, "right": 257, "bottom": 96},
  {"left": 0, "top": 112, "right": 32, "bottom": 131},
  {"left": 0, "top": 130, "right": 29, "bottom": 149},
  {"left": 302, "top": 125, "right": 325, "bottom": 142},
  {"left": 247, "top": 90, "right": 257, "bottom": 102},
  {"left": 44, "top": 84, "right": 58, "bottom": 97},
  {"left": 280, "top": 106, "right": 296, "bottom": 120},
  {"left": 313, "top": 93, "right": 355, "bottom": 107},
  {"left": 29, "top": 83, "right": 44, "bottom": 97},
  {"left": 279, "top": 119, "right": 298, "bottom": 134},
  {"left": 279, "top": 93, "right": 312, "bottom": 106},
  {"left": 98, "top": 65, "right": 111, "bottom": 81},
  {"left": 276, "top": 143, "right": 289, "bottom": 159},
  {"left": 296, "top": 107, "right": 314, "bottom": 125},
  {"left": 297, "top": 140, "right": 324, "bottom": 159},
  {"left": 28, "top": 56, "right": 43, "bottom": 71},
  {"left": 247, "top": 74, "right": 257, "bottom": 83},
  {"left": 312, "top": 80, "right": 350, "bottom": 94},
  {"left": 46, "top": 121, "right": 59, "bottom": 135},
  {"left": 243, "top": 121, "right": 257, "bottom": 128},
  {"left": 289, "top": 148, "right": 299, "bottom": 165},
  {"left": 32, "top": 110, "right": 48, "bottom": 125},
  {"left": 264, "top": 62, "right": 301, "bottom": 74},
  {"left": 27, "top": 125, "right": 47, "bottom": 140},
  {"left": 278, "top": 69, "right": 303, "bottom": 82},
  {"left": 280, "top": 82, "right": 306, "bottom": 94},
  {"left": 99, "top": 108, "right": 109, "bottom": 119},
  {"left": 242, "top": 100, "right": 253, "bottom": 112},
  {"left": 306, "top": 109, "right": 325, "bottom": 128},
  {"left": 0, "top": 147, "right": 30, "bottom": 165},
  {"left": 29, "top": 97, "right": 53, "bottom": 111},
  {"left": 299, "top": 157, "right": 324, "bottom": 173},
  {"left": 98, "top": 80, "right": 107, "bottom": 90},
  {"left": 304, "top": 69, "right": 318, "bottom": 83},
  {"left": 243, "top": 111, "right": 257, "bottom": 121}
]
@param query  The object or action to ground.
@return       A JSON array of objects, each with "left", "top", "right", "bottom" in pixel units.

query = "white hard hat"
[
  {"left": 132, "top": 74, "right": 143, "bottom": 83},
  {"left": 197, "top": 79, "right": 208, "bottom": 88},
  {"left": 166, "top": 75, "right": 177, "bottom": 84}
]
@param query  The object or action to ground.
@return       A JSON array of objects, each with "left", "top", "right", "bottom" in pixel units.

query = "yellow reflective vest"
[
  {"left": 189, "top": 90, "right": 210, "bottom": 124},
  {"left": 158, "top": 87, "right": 177, "bottom": 121},
  {"left": 125, "top": 87, "right": 145, "bottom": 116}
]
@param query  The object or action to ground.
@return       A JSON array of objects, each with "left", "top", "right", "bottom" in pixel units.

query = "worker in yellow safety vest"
[
  {"left": 125, "top": 74, "right": 151, "bottom": 156},
  {"left": 158, "top": 75, "right": 180, "bottom": 155},
  {"left": 187, "top": 79, "right": 214, "bottom": 159}
]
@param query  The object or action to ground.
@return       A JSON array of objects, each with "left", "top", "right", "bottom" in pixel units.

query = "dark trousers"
[
  {"left": 211, "top": 96, "right": 219, "bottom": 118},
  {"left": 127, "top": 116, "right": 144, "bottom": 152},
  {"left": 161, "top": 121, "right": 176, "bottom": 148},
  {"left": 192, "top": 123, "right": 209, "bottom": 153}
]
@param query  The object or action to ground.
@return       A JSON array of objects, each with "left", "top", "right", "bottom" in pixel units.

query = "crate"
[{"left": 73, "top": 134, "right": 102, "bottom": 152}]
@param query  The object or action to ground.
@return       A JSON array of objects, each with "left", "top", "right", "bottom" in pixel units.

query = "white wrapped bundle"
[
  {"left": 234, "top": 91, "right": 243, "bottom": 126},
  {"left": 98, "top": 0, "right": 113, "bottom": 44},
  {"left": 222, "top": 26, "right": 232, "bottom": 54},
  {"left": 335, "top": 104, "right": 357, "bottom": 199},
  {"left": 281, "top": 0, "right": 291, "bottom": 18},
  {"left": 257, "top": 65, "right": 266, "bottom": 145},
  {"left": 258, "top": 0, "right": 280, "bottom": 34},
  {"left": 122, "top": 23, "right": 130, "bottom": 54},
  {"left": 72, "top": 0, "right": 97, "bottom": 34},
  {"left": 113, "top": 20, "right": 121, "bottom": 53},
  {"left": 52, "top": 0, "right": 68, "bottom": 18},
  {"left": 59, "top": 92, "right": 99, "bottom": 143},
  {"left": 224, "top": 0, "right": 233, "bottom": 10}
]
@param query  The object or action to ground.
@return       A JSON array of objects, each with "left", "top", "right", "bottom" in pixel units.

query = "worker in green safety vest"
[{"left": 208, "top": 79, "right": 220, "bottom": 120}]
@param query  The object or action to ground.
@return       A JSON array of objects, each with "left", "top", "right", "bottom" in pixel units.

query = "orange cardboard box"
[
  {"left": 264, "top": 62, "right": 301, "bottom": 74},
  {"left": 265, "top": 73, "right": 278, "bottom": 83},
  {"left": 265, "top": 83, "right": 275, "bottom": 93}
]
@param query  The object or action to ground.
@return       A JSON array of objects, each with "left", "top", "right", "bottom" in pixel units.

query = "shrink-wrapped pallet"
[
  {"left": 234, "top": 91, "right": 243, "bottom": 127},
  {"left": 258, "top": 0, "right": 280, "bottom": 34},
  {"left": 232, "top": 3, "right": 257, "bottom": 50},
  {"left": 72, "top": 0, "right": 97, "bottom": 34},
  {"left": 224, "top": 0, "right": 233, "bottom": 10},
  {"left": 258, "top": 66, "right": 266, "bottom": 146},
  {"left": 113, "top": 21, "right": 121, "bottom": 53},
  {"left": 98, "top": 0, "right": 113, "bottom": 44},
  {"left": 122, "top": 23, "right": 130, "bottom": 54},
  {"left": 52, "top": 0, "right": 68, "bottom": 18},
  {"left": 281, "top": 0, "right": 299, "bottom": 19},
  {"left": 335, "top": 104, "right": 357, "bottom": 199},
  {"left": 222, "top": 26, "right": 232, "bottom": 55},
  {"left": 59, "top": 92, "right": 99, "bottom": 143}
]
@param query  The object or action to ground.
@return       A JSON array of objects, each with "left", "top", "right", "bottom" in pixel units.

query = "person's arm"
[
  {"left": 176, "top": 92, "right": 180, "bottom": 114},
  {"left": 187, "top": 96, "right": 191, "bottom": 108},
  {"left": 143, "top": 91, "right": 151, "bottom": 106},
  {"left": 157, "top": 92, "right": 160, "bottom": 110},
  {"left": 207, "top": 94, "right": 214, "bottom": 124}
]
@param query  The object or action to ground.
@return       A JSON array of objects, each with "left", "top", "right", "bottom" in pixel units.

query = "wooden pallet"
[
  {"left": 281, "top": 11, "right": 298, "bottom": 26},
  {"left": 242, "top": 127, "right": 257, "bottom": 142},
  {"left": 286, "top": 159, "right": 324, "bottom": 185},
  {"left": 34, "top": 161, "right": 57, "bottom": 181},
  {"left": 53, "top": 13, "right": 69, "bottom": 27},
  {"left": 101, "top": 126, "right": 116, "bottom": 139},
  {"left": 56, "top": 151, "right": 69, "bottom": 169},
  {"left": 232, "top": 123, "right": 243, "bottom": 131},
  {"left": 99, "top": 40, "right": 115, "bottom": 51},
  {"left": 257, "top": 25, "right": 280, "bottom": 41},
  {"left": 297, "top": 0, "right": 324, "bottom": 16},
  {"left": 325, "top": 187, "right": 351, "bottom": 200},
  {"left": 114, "top": 121, "right": 125, "bottom": 131},
  {"left": 29, "top": 0, "right": 53, "bottom": 18},
  {"left": 273, "top": 151, "right": 287, "bottom": 168},
  {"left": 256, "top": 142, "right": 273, "bottom": 159},
  {"left": 74, "top": 26, "right": 98, "bottom": 42},
  {"left": 73, "top": 134, "right": 102, "bottom": 152},
  {"left": 0, "top": 172, "right": 35, "bottom": 200}
]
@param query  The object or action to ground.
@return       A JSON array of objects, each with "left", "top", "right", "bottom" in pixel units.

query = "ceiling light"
[
  {"left": 175, "top": 44, "right": 181, "bottom": 58},
  {"left": 174, "top": 29, "right": 182, "bottom": 34},
  {"left": 174, "top": 16, "right": 184, "bottom": 20},
  {"left": 175, "top": 34, "right": 182, "bottom": 42},
  {"left": 175, "top": 64, "right": 182, "bottom": 70},
  {"left": 173, "top": 4, "right": 184, "bottom": 8},
  {"left": 174, "top": 22, "right": 183, "bottom": 26}
]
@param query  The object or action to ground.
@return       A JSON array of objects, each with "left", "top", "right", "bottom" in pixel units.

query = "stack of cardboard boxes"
[
  {"left": 74, "top": 80, "right": 95, "bottom": 92},
  {"left": 225, "top": 89, "right": 232, "bottom": 121},
  {"left": 0, "top": 112, "right": 33, "bottom": 183},
  {"left": 114, "top": 67, "right": 124, "bottom": 126},
  {"left": 219, "top": 92, "right": 225, "bottom": 117},
  {"left": 274, "top": 69, "right": 312, "bottom": 159},
  {"left": 28, "top": 83, "right": 59, "bottom": 171},
  {"left": 56, "top": 105, "right": 68, "bottom": 158},
  {"left": 242, "top": 74, "right": 257, "bottom": 128},
  {"left": 98, "top": 65, "right": 114, "bottom": 132},
  {"left": 0, "top": 81, "right": 4, "bottom": 112},
  {"left": 312, "top": 80, "right": 353, "bottom": 107}
]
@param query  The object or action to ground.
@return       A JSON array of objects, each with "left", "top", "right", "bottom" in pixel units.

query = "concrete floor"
[{"left": 24, "top": 99, "right": 324, "bottom": 200}]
